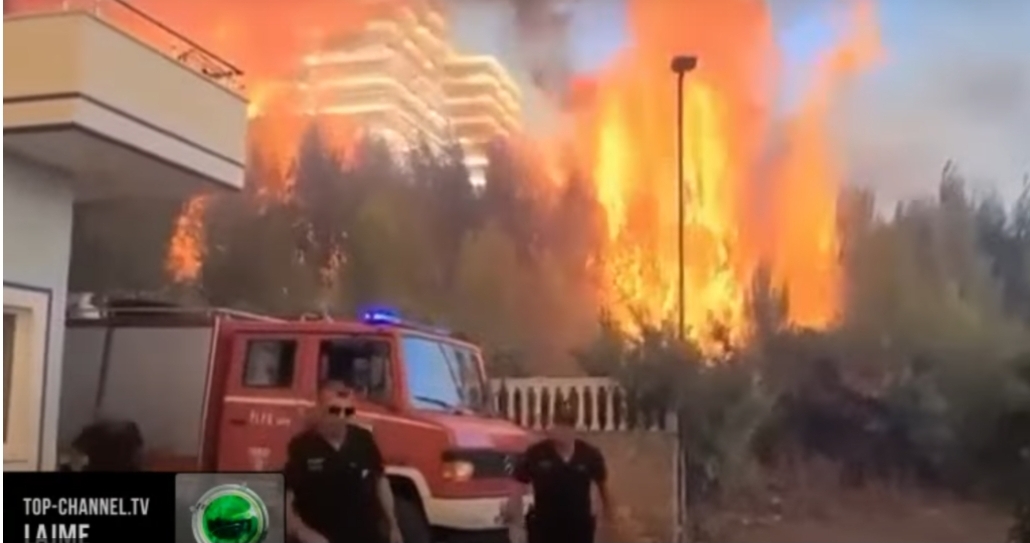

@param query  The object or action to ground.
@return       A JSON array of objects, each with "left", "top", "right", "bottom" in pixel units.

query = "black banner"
[
  {"left": 7, "top": 472, "right": 176, "bottom": 543},
  {"left": 7, "top": 472, "right": 287, "bottom": 543}
]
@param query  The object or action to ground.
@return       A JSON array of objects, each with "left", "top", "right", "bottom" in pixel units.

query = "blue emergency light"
[
  {"left": 359, "top": 305, "right": 452, "bottom": 335},
  {"left": 360, "top": 306, "right": 403, "bottom": 325}
]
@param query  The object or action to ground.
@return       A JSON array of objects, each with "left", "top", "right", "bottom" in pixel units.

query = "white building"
[
  {"left": 3, "top": 3, "right": 247, "bottom": 471},
  {"left": 442, "top": 55, "right": 522, "bottom": 186},
  {"left": 301, "top": 0, "right": 452, "bottom": 150}
]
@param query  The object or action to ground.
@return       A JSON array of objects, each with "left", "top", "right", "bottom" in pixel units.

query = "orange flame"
[
  {"left": 160, "top": 0, "right": 880, "bottom": 354},
  {"left": 568, "top": 0, "right": 880, "bottom": 351},
  {"left": 166, "top": 196, "right": 208, "bottom": 283},
  {"left": 767, "top": 0, "right": 882, "bottom": 328},
  {"left": 160, "top": 0, "right": 376, "bottom": 283}
]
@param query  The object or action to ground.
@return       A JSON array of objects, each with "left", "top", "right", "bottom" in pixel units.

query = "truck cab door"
[{"left": 216, "top": 333, "right": 317, "bottom": 471}]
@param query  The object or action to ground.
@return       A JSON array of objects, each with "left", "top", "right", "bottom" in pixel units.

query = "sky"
[{"left": 448, "top": 0, "right": 1030, "bottom": 204}]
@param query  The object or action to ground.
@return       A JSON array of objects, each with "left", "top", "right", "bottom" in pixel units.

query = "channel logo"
[{"left": 190, "top": 483, "right": 270, "bottom": 543}]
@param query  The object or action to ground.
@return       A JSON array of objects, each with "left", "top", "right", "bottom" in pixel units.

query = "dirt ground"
[
  {"left": 600, "top": 485, "right": 1012, "bottom": 543},
  {"left": 593, "top": 453, "right": 1015, "bottom": 543},
  {"left": 721, "top": 497, "right": 1010, "bottom": 542},
  {"left": 710, "top": 469, "right": 1013, "bottom": 543}
]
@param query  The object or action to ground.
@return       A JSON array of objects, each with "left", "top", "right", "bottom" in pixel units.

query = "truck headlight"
[{"left": 442, "top": 460, "right": 475, "bottom": 482}]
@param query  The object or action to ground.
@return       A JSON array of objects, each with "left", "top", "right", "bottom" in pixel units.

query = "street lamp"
[
  {"left": 670, "top": 54, "right": 698, "bottom": 543},
  {"left": 670, "top": 55, "right": 697, "bottom": 340}
]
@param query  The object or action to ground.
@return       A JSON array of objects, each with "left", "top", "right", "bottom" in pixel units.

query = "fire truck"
[{"left": 59, "top": 300, "right": 534, "bottom": 543}]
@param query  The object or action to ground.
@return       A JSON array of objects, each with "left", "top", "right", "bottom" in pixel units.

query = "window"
[
  {"left": 4, "top": 313, "right": 16, "bottom": 442},
  {"left": 441, "top": 344, "right": 487, "bottom": 412},
  {"left": 318, "top": 338, "right": 391, "bottom": 401},
  {"left": 402, "top": 336, "right": 463, "bottom": 411},
  {"left": 242, "top": 340, "right": 297, "bottom": 387}
]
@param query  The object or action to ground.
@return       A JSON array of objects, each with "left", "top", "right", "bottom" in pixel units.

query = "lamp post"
[
  {"left": 670, "top": 54, "right": 697, "bottom": 543},
  {"left": 670, "top": 55, "right": 697, "bottom": 341}
]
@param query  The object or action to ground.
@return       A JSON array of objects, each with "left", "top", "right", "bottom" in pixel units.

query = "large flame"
[
  {"left": 154, "top": 0, "right": 375, "bottom": 283},
  {"left": 569, "top": 0, "right": 880, "bottom": 351},
  {"left": 157, "top": 0, "right": 880, "bottom": 354}
]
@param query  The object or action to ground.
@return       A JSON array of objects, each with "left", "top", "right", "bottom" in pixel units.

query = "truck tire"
[{"left": 395, "top": 497, "right": 432, "bottom": 543}]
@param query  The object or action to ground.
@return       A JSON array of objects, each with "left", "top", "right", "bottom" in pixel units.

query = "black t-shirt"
[
  {"left": 513, "top": 438, "right": 607, "bottom": 525},
  {"left": 284, "top": 426, "right": 386, "bottom": 543}
]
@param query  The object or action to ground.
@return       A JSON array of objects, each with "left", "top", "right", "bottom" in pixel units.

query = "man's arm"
[
  {"left": 590, "top": 446, "right": 614, "bottom": 520},
  {"left": 283, "top": 439, "right": 325, "bottom": 543},
  {"left": 363, "top": 428, "right": 400, "bottom": 535},
  {"left": 505, "top": 448, "right": 534, "bottom": 526},
  {"left": 285, "top": 490, "right": 319, "bottom": 540},
  {"left": 376, "top": 478, "right": 398, "bottom": 528}
]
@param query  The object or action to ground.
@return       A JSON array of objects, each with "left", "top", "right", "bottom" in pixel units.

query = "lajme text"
[
  {"left": 22, "top": 497, "right": 151, "bottom": 543},
  {"left": 24, "top": 523, "right": 89, "bottom": 542}
]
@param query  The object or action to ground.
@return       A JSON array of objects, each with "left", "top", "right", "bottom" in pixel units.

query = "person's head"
[
  {"left": 314, "top": 381, "right": 356, "bottom": 437},
  {"left": 548, "top": 400, "right": 577, "bottom": 444},
  {"left": 70, "top": 419, "right": 144, "bottom": 472}
]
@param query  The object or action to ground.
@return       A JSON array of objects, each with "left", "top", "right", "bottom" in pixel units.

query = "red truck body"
[{"left": 59, "top": 305, "right": 533, "bottom": 541}]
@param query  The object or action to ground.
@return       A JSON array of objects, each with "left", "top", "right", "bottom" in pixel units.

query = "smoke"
[
  {"left": 835, "top": 2, "right": 1030, "bottom": 204},
  {"left": 508, "top": 0, "right": 577, "bottom": 104}
]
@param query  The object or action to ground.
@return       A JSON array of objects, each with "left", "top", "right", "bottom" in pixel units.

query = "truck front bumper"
[{"left": 427, "top": 495, "right": 525, "bottom": 532}]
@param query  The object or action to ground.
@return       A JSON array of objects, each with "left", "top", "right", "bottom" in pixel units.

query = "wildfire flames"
[
  {"left": 567, "top": 0, "right": 881, "bottom": 350},
  {"left": 159, "top": 0, "right": 880, "bottom": 352}
]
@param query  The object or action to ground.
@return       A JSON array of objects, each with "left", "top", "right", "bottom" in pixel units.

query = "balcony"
[{"left": 3, "top": 0, "right": 248, "bottom": 199}]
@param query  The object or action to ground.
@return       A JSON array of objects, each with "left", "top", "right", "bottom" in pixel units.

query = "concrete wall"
[
  {"left": 3, "top": 154, "right": 74, "bottom": 471},
  {"left": 579, "top": 431, "right": 678, "bottom": 543}
]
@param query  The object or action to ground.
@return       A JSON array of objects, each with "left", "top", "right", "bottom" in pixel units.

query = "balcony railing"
[
  {"left": 490, "top": 377, "right": 677, "bottom": 433},
  {"left": 5, "top": 0, "right": 245, "bottom": 95}
]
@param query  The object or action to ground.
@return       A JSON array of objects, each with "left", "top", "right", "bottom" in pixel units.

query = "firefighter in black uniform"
[
  {"left": 283, "top": 382, "right": 402, "bottom": 543},
  {"left": 505, "top": 400, "right": 615, "bottom": 543}
]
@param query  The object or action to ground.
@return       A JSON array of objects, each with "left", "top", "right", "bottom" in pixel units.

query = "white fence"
[{"left": 489, "top": 377, "right": 676, "bottom": 433}]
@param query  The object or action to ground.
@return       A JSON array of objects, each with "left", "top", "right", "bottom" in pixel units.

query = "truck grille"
[{"left": 455, "top": 450, "right": 519, "bottom": 479}]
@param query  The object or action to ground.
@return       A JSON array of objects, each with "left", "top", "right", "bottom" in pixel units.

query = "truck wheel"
[{"left": 395, "top": 498, "right": 432, "bottom": 543}]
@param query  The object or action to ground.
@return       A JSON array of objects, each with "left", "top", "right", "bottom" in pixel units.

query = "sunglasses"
[{"left": 326, "top": 405, "right": 356, "bottom": 418}]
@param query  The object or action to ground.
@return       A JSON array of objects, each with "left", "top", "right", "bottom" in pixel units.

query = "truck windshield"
[{"left": 402, "top": 335, "right": 488, "bottom": 414}]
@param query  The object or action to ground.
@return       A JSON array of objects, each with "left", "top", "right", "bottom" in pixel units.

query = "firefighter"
[
  {"left": 283, "top": 382, "right": 402, "bottom": 543},
  {"left": 505, "top": 400, "right": 614, "bottom": 543}
]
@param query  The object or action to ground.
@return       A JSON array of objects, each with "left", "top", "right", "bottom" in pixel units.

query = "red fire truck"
[{"left": 59, "top": 301, "right": 533, "bottom": 543}]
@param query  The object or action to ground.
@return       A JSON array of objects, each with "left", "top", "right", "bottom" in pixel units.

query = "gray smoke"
[
  {"left": 509, "top": 0, "right": 577, "bottom": 103},
  {"left": 833, "top": 2, "right": 1030, "bottom": 205}
]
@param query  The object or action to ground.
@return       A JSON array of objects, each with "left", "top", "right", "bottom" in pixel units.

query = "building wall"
[{"left": 3, "top": 154, "right": 74, "bottom": 471}]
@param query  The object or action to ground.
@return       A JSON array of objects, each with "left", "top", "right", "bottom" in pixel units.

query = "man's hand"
[
  {"left": 600, "top": 505, "right": 631, "bottom": 543},
  {"left": 597, "top": 481, "right": 616, "bottom": 522},
  {"left": 500, "top": 498, "right": 524, "bottom": 527},
  {"left": 286, "top": 490, "right": 326, "bottom": 543},
  {"left": 375, "top": 476, "right": 402, "bottom": 543},
  {"left": 387, "top": 523, "right": 403, "bottom": 543},
  {"left": 507, "top": 523, "right": 528, "bottom": 543}
]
